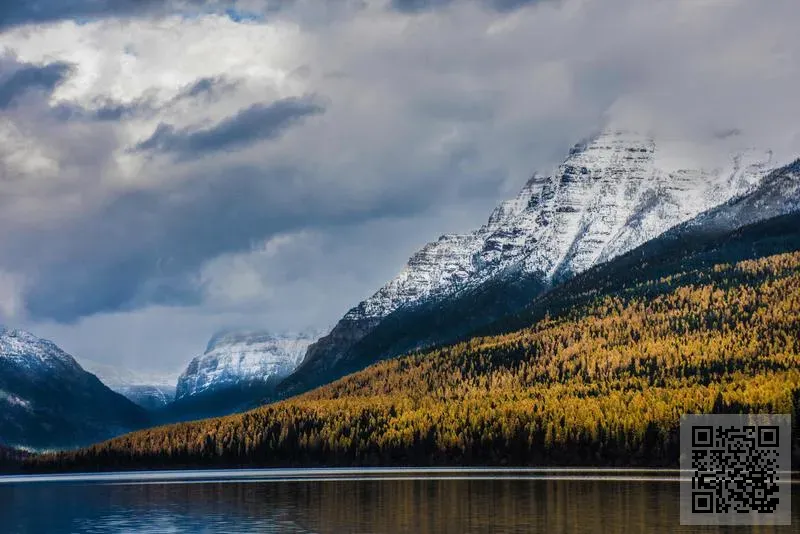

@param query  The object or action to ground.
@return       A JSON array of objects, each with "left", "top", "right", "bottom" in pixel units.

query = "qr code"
[{"left": 680, "top": 414, "right": 791, "bottom": 526}]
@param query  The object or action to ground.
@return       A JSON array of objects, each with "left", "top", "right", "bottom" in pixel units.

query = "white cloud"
[{"left": 3, "top": 16, "right": 303, "bottom": 105}]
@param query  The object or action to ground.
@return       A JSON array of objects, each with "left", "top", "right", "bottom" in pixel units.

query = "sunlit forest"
[{"left": 28, "top": 248, "right": 800, "bottom": 471}]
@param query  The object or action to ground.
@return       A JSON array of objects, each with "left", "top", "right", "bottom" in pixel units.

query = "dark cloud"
[
  {"left": 134, "top": 96, "right": 324, "bottom": 158},
  {"left": 0, "top": 0, "right": 161, "bottom": 29},
  {"left": 0, "top": 0, "right": 294, "bottom": 30},
  {"left": 16, "top": 156, "right": 468, "bottom": 322},
  {"left": 53, "top": 99, "right": 146, "bottom": 121},
  {"left": 487, "top": 0, "right": 553, "bottom": 12},
  {"left": 177, "top": 76, "right": 234, "bottom": 100},
  {"left": 391, "top": 0, "right": 452, "bottom": 13},
  {"left": 51, "top": 77, "right": 236, "bottom": 122},
  {"left": 169, "top": 76, "right": 240, "bottom": 106},
  {"left": 0, "top": 61, "right": 72, "bottom": 109},
  {"left": 391, "top": 0, "right": 551, "bottom": 13}
]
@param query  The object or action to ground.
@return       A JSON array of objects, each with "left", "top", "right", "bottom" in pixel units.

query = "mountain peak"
[
  {"left": 176, "top": 329, "right": 323, "bottom": 401},
  {"left": 353, "top": 129, "right": 773, "bottom": 319},
  {"left": 289, "top": 131, "right": 784, "bottom": 393},
  {"left": 0, "top": 326, "right": 79, "bottom": 370},
  {"left": 1, "top": 326, "right": 149, "bottom": 449}
]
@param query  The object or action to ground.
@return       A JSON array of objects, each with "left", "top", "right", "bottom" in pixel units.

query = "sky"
[{"left": 1, "top": 0, "right": 799, "bottom": 378}]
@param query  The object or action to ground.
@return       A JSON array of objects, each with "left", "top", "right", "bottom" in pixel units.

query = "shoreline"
[{"left": 3, "top": 466, "right": 799, "bottom": 486}]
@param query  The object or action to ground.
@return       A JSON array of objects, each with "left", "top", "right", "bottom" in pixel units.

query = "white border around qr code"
[{"left": 680, "top": 414, "right": 792, "bottom": 526}]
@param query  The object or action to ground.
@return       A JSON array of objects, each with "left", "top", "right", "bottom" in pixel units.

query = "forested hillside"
[
  {"left": 490, "top": 210, "right": 800, "bottom": 337},
  {"left": 28, "top": 235, "right": 800, "bottom": 471}
]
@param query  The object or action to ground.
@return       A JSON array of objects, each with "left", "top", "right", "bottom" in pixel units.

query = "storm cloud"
[
  {"left": 0, "top": 61, "right": 72, "bottom": 108},
  {"left": 135, "top": 97, "right": 325, "bottom": 158},
  {"left": 1, "top": 0, "right": 799, "bottom": 372},
  {"left": 390, "top": 0, "right": 551, "bottom": 13},
  {"left": 0, "top": 1, "right": 295, "bottom": 29},
  {"left": 0, "top": 0, "right": 165, "bottom": 29}
]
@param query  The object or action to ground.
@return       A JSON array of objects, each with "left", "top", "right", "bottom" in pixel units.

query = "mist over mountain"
[
  {"left": 155, "top": 330, "right": 323, "bottom": 421},
  {"left": 78, "top": 358, "right": 179, "bottom": 410}
]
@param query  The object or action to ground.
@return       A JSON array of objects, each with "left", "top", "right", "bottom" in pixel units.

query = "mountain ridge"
[
  {"left": 0, "top": 327, "right": 150, "bottom": 450},
  {"left": 176, "top": 330, "right": 322, "bottom": 401},
  {"left": 282, "top": 130, "right": 779, "bottom": 396}
]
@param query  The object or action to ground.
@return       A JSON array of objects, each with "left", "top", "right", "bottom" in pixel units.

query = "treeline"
[{"left": 27, "top": 251, "right": 800, "bottom": 471}]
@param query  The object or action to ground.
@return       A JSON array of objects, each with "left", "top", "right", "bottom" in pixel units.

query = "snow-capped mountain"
[
  {"left": 175, "top": 330, "right": 321, "bottom": 401},
  {"left": 285, "top": 130, "right": 781, "bottom": 394},
  {"left": 79, "top": 359, "right": 178, "bottom": 411},
  {"left": 345, "top": 130, "right": 773, "bottom": 321},
  {"left": 111, "top": 385, "right": 176, "bottom": 411},
  {"left": 1, "top": 326, "right": 82, "bottom": 374},
  {"left": 0, "top": 327, "right": 149, "bottom": 449}
]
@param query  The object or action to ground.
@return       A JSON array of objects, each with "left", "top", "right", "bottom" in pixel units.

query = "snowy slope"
[
  {"left": 346, "top": 130, "right": 773, "bottom": 323},
  {"left": 288, "top": 130, "right": 780, "bottom": 392},
  {"left": 678, "top": 158, "right": 800, "bottom": 235},
  {"left": 176, "top": 330, "right": 321, "bottom": 400},
  {"left": 0, "top": 327, "right": 81, "bottom": 372},
  {"left": 0, "top": 327, "right": 149, "bottom": 449},
  {"left": 112, "top": 385, "right": 176, "bottom": 411}
]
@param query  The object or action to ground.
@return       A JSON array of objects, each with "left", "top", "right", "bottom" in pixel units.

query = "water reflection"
[{"left": 1, "top": 476, "right": 797, "bottom": 533}]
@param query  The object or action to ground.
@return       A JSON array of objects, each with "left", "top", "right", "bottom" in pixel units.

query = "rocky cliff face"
[
  {"left": 175, "top": 330, "right": 320, "bottom": 401},
  {"left": 287, "top": 130, "right": 777, "bottom": 393},
  {"left": 0, "top": 327, "right": 149, "bottom": 449},
  {"left": 113, "top": 385, "right": 177, "bottom": 411}
]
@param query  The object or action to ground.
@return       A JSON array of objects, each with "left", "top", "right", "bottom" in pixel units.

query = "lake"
[{"left": 0, "top": 468, "right": 797, "bottom": 533}]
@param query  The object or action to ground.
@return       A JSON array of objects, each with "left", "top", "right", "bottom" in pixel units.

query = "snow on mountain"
[
  {"left": 348, "top": 130, "right": 773, "bottom": 323},
  {"left": 0, "top": 326, "right": 82, "bottom": 372},
  {"left": 175, "top": 330, "right": 322, "bottom": 400},
  {"left": 0, "top": 327, "right": 149, "bottom": 449},
  {"left": 112, "top": 385, "right": 176, "bottom": 411},
  {"left": 290, "top": 130, "right": 780, "bottom": 388},
  {"left": 77, "top": 359, "right": 179, "bottom": 410}
]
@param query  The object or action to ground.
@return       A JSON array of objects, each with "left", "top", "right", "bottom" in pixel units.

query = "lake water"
[{"left": 0, "top": 468, "right": 797, "bottom": 533}]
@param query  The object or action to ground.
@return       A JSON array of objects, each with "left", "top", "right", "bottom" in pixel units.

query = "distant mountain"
[
  {"left": 113, "top": 385, "right": 177, "bottom": 411},
  {"left": 79, "top": 359, "right": 178, "bottom": 411},
  {"left": 177, "top": 330, "right": 321, "bottom": 400},
  {"left": 40, "top": 209, "right": 800, "bottom": 471},
  {"left": 281, "top": 130, "right": 779, "bottom": 396},
  {"left": 162, "top": 330, "right": 321, "bottom": 421},
  {"left": 0, "top": 328, "right": 150, "bottom": 450}
]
